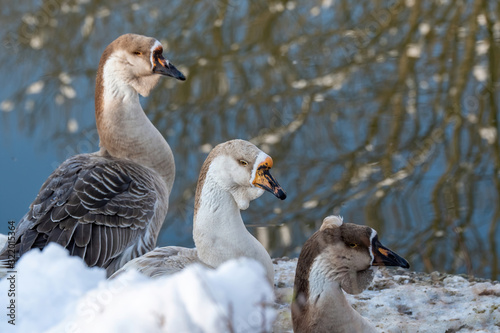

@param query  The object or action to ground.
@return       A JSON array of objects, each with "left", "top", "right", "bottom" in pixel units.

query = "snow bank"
[
  {"left": 363, "top": 273, "right": 500, "bottom": 332},
  {"left": 0, "top": 244, "right": 275, "bottom": 333},
  {"left": 0, "top": 243, "right": 105, "bottom": 332},
  {"left": 53, "top": 258, "right": 275, "bottom": 333}
]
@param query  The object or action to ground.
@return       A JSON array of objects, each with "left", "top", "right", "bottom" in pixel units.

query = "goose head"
[
  {"left": 308, "top": 216, "right": 409, "bottom": 295},
  {"left": 294, "top": 216, "right": 409, "bottom": 304},
  {"left": 196, "top": 140, "right": 287, "bottom": 211},
  {"left": 292, "top": 216, "right": 409, "bottom": 332},
  {"left": 96, "top": 33, "right": 185, "bottom": 99}
]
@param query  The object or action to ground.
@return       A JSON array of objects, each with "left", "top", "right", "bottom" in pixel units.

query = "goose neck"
[
  {"left": 94, "top": 59, "right": 175, "bottom": 191},
  {"left": 193, "top": 174, "right": 246, "bottom": 234},
  {"left": 193, "top": 172, "right": 274, "bottom": 283},
  {"left": 295, "top": 255, "right": 376, "bottom": 333}
]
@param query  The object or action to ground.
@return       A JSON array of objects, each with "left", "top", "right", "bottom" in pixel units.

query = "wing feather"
[
  {"left": 109, "top": 247, "right": 205, "bottom": 279},
  {"left": 66, "top": 241, "right": 76, "bottom": 256},
  {"left": 72, "top": 240, "right": 87, "bottom": 259},
  {"left": 18, "top": 229, "right": 40, "bottom": 254},
  {"left": 86, "top": 224, "right": 101, "bottom": 267},
  {"left": 1, "top": 154, "right": 165, "bottom": 275},
  {"left": 50, "top": 205, "right": 69, "bottom": 222},
  {"left": 98, "top": 227, "right": 109, "bottom": 267},
  {"left": 46, "top": 226, "right": 64, "bottom": 245},
  {"left": 47, "top": 219, "right": 78, "bottom": 248},
  {"left": 36, "top": 214, "right": 55, "bottom": 234}
]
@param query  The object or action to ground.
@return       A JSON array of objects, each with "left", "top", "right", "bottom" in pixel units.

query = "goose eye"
[
  {"left": 349, "top": 243, "right": 357, "bottom": 248},
  {"left": 133, "top": 51, "right": 142, "bottom": 56},
  {"left": 239, "top": 160, "right": 248, "bottom": 166}
]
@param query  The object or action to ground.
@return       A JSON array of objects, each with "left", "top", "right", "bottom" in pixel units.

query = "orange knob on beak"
[{"left": 252, "top": 157, "right": 286, "bottom": 200}]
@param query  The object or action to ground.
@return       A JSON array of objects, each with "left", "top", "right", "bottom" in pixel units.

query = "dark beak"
[
  {"left": 152, "top": 53, "right": 186, "bottom": 81},
  {"left": 252, "top": 166, "right": 287, "bottom": 200},
  {"left": 371, "top": 236, "right": 410, "bottom": 269}
]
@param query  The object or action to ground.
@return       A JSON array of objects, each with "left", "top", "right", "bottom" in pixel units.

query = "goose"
[
  {"left": 292, "top": 216, "right": 410, "bottom": 333},
  {"left": 110, "top": 139, "right": 287, "bottom": 284},
  {"left": 0, "top": 34, "right": 186, "bottom": 276}
]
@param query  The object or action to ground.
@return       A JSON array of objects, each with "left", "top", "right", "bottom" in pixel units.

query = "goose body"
[
  {"left": 0, "top": 34, "right": 185, "bottom": 276},
  {"left": 111, "top": 140, "right": 287, "bottom": 284},
  {"left": 292, "top": 216, "right": 410, "bottom": 333}
]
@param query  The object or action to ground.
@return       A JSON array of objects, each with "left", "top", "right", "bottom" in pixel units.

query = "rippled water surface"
[{"left": 1, "top": 0, "right": 499, "bottom": 280}]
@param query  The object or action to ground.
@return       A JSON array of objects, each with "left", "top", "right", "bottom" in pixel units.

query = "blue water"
[{"left": 0, "top": 0, "right": 499, "bottom": 280}]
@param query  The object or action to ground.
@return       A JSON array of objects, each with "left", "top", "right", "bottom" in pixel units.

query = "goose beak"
[
  {"left": 152, "top": 54, "right": 186, "bottom": 81},
  {"left": 371, "top": 237, "right": 409, "bottom": 269},
  {"left": 252, "top": 157, "right": 287, "bottom": 200}
]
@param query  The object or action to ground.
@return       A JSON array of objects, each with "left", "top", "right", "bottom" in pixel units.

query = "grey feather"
[{"left": 0, "top": 153, "right": 167, "bottom": 276}]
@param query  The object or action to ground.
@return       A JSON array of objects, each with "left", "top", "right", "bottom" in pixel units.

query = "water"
[{"left": 0, "top": 0, "right": 499, "bottom": 280}]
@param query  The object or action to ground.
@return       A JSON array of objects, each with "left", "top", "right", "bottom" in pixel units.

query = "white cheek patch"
[
  {"left": 368, "top": 228, "right": 377, "bottom": 264},
  {"left": 308, "top": 254, "right": 330, "bottom": 301},
  {"left": 102, "top": 54, "right": 136, "bottom": 100},
  {"left": 250, "top": 151, "right": 270, "bottom": 187},
  {"left": 150, "top": 40, "right": 164, "bottom": 70}
]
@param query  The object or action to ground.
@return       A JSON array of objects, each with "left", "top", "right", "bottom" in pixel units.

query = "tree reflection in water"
[{"left": 0, "top": 0, "right": 499, "bottom": 279}]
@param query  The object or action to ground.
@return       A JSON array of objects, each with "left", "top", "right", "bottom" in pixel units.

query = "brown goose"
[
  {"left": 292, "top": 216, "right": 410, "bottom": 333},
  {"left": 110, "top": 140, "right": 286, "bottom": 284},
  {"left": 0, "top": 34, "right": 185, "bottom": 276}
]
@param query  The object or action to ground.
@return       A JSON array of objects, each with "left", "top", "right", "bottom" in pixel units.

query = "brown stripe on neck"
[
  {"left": 94, "top": 34, "right": 158, "bottom": 137},
  {"left": 193, "top": 147, "right": 219, "bottom": 224},
  {"left": 293, "top": 227, "right": 340, "bottom": 313},
  {"left": 94, "top": 42, "right": 115, "bottom": 128}
]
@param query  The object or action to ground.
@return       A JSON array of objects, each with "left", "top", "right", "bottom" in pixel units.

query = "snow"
[
  {"left": 0, "top": 244, "right": 275, "bottom": 333},
  {"left": 55, "top": 260, "right": 275, "bottom": 333},
  {"left": 273, "top": 258, "right": 500, "bottom": 333},
  {"left": 0, "top": 243, "right": 104, "bottom": 332}
]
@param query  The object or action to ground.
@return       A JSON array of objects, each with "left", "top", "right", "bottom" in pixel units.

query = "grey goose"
[{"left": 0, "top": 34, "right": 185, "bottom": 276}]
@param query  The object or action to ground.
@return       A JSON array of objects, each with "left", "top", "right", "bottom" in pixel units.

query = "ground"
[{"left": 272, "top": 258, "right": 500, "bottom": 333}]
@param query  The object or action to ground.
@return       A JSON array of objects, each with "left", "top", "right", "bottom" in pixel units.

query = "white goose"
[
  {"left": 0, "top": 34, "right": 185, "bottom": 276},
  {"left": 292, "top": 216, "right": 410, "bottom": 333},
  {"left": 110, "top": 139, "right": 287, "bottom": 284}
]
